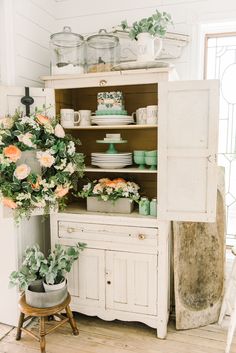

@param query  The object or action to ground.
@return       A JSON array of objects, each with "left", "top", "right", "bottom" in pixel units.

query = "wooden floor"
[{"left": 0, "top": 314, "right": 236, "bottom": 353}]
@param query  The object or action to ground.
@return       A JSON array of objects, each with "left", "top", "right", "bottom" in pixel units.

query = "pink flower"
[
  {"left": 14, "top": 164, "right": 31, "bottom": 180},
  {"left": 2, "top": 197, "right": 17, "bottom": 209},
  {"left": 54, "top": 124, "right": 65, "bottom": 138},
  {"left": 55, "top": 185, "right": 69, "bottom": 198}
]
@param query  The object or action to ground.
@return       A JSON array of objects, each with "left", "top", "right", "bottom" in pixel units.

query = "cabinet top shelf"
[{"left": 41, "top": 67, "right": 175, "bottom": 89}]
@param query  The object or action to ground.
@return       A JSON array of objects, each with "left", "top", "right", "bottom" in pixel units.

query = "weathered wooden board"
[{"left": 174, "top": 167, "right": 225, "bottom": 329}]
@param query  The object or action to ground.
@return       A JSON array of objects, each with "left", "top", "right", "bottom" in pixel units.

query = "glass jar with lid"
[
  {"left": 50, "top": 26, "right": 85, "bottom": 75},
  {"left": 86, "top": 29, "right": 120, "bottom": 73}
]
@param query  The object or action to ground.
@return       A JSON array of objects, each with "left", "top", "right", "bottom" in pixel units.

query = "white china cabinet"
[
  {"left": 41, "top": 68, "right": 219, "bottom": 338},
  {"left": 0, "top": 68, "right": 218, "bottom": 335}
]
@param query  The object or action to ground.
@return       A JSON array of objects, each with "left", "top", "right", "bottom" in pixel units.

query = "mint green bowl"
[
  {"left": 145, "top": 156, "right": 157, "bottom": 170},
  {"left": 133, "top": 150, "right": 146, "bottom": 156},
  {"left": 145, "top": 150, "right": 157, "bottom": 157}
]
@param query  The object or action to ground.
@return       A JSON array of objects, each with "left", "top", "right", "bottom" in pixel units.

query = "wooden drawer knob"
[
  {"left": 138, "top": 234, "right": 146, "bottom": 240},
  {"left": 67, "top": 227, "right": 74, "bottom": 233},
  {"left": 99, "top": 79, "right": 107, "bottom": 86}
]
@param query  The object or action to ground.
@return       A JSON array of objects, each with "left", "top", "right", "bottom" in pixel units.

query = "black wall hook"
[{"left": 21, "top": 87, "right": 34, "bottom": 116}]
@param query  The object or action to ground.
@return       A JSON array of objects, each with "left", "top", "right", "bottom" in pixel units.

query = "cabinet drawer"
[{"left": 58, "top": 221, "right": 158, "bottom": 249}]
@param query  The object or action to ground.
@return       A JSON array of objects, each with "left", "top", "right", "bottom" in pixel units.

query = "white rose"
[
  {"left": 54, "top": 124, "right": 65, "bottom": 138},
  {"left": 18, "top": 132, "right": 35, "bottom": 148},
  {"left": 14, "top": 164, "right": 31, "bottom": 180},
  {"left": 37, "top": 151, "right": 55, "bottom": 168},
  {"left": 0, "top": 117, "right": 14, "bottom": 129},
  {"left": 64, "top": 162, "right": 75, "bottom": 175}
]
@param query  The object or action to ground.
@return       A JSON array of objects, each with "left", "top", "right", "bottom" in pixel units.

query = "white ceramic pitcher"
[{"left": 136, "top": 33, "right": 162, "bottom": 62}]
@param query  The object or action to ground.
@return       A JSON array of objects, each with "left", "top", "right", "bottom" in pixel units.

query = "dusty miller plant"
[
  {"left": 120, "top": 10, "right": 173, "bottom": 40},
  {"left": 9, "top": 243, "right": 86, "bottom": 290}
]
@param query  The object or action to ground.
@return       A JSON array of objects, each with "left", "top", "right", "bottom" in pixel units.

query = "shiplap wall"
[
  {"left": 55, "top": 0, "right": 236, "bottom": 80},
  {"left": 0, "top": 0, "right": 56, "bottom": 87}
]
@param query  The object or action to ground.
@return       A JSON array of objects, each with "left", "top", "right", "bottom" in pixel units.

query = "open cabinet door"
[
  {"left": 0, "top": 86, "right": 54, "bottom": 326},
  {"left": 158, "top": 80, "right": 219, "bottom": 222},
  {"left": 0, "top": 86, "right": 55, "bottom": 116}
]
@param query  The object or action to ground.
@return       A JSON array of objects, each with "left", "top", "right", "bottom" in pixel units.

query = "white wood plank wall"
[
  {"left": 13, "top": 0, "right": 56, "bottom": 86},
  {"left": 2, "top": 0, "right": 236, "bottom": 86}
]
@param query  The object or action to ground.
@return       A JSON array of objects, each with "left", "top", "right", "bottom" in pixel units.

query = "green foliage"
[
  {"left": 120, "top": 10, "right": 173, "bottom": 40},
  {"left": 9, "top": 243, "right": 86, "bottom": 290},
  {"left": 41, "top": 243, "right": 86, "bottom": 285},
  {"left": 9, "top": 244, "right": 47, "bottom": 290}
]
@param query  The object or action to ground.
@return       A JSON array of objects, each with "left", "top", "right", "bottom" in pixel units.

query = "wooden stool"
[
  {"left": 218, "top": 247, "right": 236, "bottom": 353},
  {"left": 16, "top": 292, "right": 78, "bottom": 353}
]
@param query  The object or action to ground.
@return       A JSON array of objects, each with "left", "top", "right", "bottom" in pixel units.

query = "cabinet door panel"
[
  {"left": 67, "top": 248, "right": 105, "bottom": 308},
  {"left": 106, "top": 251, "right": 157, "bottom": 315},
  {"left": 0, "top": 86, "right": 55, "bottom": 116},
  {"left": 158, "top": 80, "right": 219, "bottom": 222}
]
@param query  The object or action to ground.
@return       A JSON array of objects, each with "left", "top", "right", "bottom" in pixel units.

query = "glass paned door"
[{"left": 205, "top": 33, "right": 236, "bottom": 245}]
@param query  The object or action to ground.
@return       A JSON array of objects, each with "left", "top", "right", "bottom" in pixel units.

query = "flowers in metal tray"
[
  {"left": 0, "top": 110, "right": 84, "bottom": 222},
  {"left": 78, "top": 178, "right": 140, "bottom": 202}
]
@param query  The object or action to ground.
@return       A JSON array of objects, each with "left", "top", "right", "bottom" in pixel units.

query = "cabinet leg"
[
  {"left": 39, "top": 317, "right": 46, "bottom": 353},
  {"left": 16, "top": 312, "right": 25, "bottom": 340},
  {"left": 65, "top": 305, "right": 79, "bottom": 336}
]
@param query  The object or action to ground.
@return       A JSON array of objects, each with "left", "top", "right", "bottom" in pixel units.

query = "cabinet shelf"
[
  {"left": 85, "top": 166, "right": 158, "bottom": 174},
  {"left": 65, "top": 124, "right": 157, "bottom": 130},
  {"left": 63, "top": 202, "right": 158, "bottom": 227}
]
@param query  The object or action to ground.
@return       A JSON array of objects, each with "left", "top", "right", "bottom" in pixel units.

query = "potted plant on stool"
[{"left": 9, "top": 242, "right": 86, "bottom": 308}]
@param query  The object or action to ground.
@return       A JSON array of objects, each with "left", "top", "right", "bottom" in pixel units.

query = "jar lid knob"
[
  {"left": 63, "top": 26, "right": 72, "bottom": 33},
  {"left": 98, "top": 29, "right": 108, "bottom": 34}
]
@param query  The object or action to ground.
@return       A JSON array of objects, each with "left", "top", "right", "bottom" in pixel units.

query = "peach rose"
[
  {"left": 2, "top": 197, "right": 17, "bottom": 209},
  {"left": 14, "top": 164, "right": 31, "bottom": 180},
  {"left": 37, "top": 151, "right": 55, "bottom": 168},
  {"left": 36, "top": 114, "right": 50, "bottom": 125},
  {"left": 55, "top": 185, "right": 69, "bottom": 198},
  {"left": 105, "top": 181, "right": 116, "bottom": 188},
  {"left": 113, "top": 178, "right": 125, "bottom": 184},
  {"left": 3, "top": 145, "right": 21, "bottom": 162}
]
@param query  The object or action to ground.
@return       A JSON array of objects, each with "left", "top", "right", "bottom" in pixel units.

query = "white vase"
[
  {"left": 136, "top": 33, "right": 162, "bottom": 62},
  {"left": 43, "top": 279, "right": 66, "bottom": 292}
]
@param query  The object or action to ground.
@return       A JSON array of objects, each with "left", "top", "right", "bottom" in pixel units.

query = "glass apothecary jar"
[
  {"left": 50, "top": 26, "right": 85, "bottom": 75},
  {"left": 86, "top": 29, "right": 120, "bottom": 73}
]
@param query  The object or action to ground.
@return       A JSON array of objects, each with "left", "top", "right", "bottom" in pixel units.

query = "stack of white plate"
[
  {"left": 91, "top": 115, "right": 134, "bottom": 126},
  {"left": 91, "top": 152, "right": 132, "bottom": 169}
]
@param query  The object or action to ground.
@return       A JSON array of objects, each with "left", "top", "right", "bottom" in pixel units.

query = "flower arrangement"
[
  {"left": 120, "top": 10, "right": 172, "bottom": 40},
  {"left": 0, "top": 110, "right": 84, "bottom": 221},
  {"left": 78, "top": 178, "right": 140, "bottom": 203}
]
